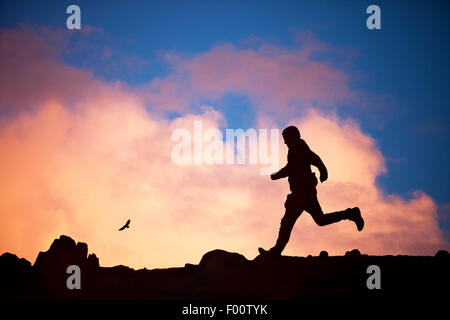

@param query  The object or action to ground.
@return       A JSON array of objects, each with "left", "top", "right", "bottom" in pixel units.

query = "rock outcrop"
[
  {"left": 0, "top": 252, "right": 34, "bottom": 298},
  {"left": 32, "top": 235, "right": 100, "bottom": 298}
]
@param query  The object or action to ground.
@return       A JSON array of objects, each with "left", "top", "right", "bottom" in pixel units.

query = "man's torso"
[{"left": 287, "top": 140, "right": 316, "bottom": 193}]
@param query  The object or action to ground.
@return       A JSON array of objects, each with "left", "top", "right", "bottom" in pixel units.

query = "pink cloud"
[
  {"left": 0, "top": 27, "right": 101, "bottom": 113},
  {"left": 138, "top": 36, "right": 358, "bottom": 117},
  {"left": 0, "top": 27, "right": 447, "bottom": 270},
  {"left": 154, "top": 41, "right": 355, "bottom": 119}
]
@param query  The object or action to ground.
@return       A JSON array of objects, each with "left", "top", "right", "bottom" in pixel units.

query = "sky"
[{"left": 0, "top": 0, "right": 449, "bottom": 269}]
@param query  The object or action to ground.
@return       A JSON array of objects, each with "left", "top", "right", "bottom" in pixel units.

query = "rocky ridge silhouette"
[{"left": 1, "top": 235, "right": 449, "bottom": 301}]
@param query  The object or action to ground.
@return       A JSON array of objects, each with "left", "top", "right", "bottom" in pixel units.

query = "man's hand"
[{"left": 320, "top": 171, "right": 328, "bottom": 183}]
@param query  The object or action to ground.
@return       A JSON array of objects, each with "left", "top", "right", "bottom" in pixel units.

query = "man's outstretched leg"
[
  {"left": 306, "top": 193, "right": 364, "bottom": 231},
  {"left": 259, "top": 194, "right": 303, "bottom": 256}
]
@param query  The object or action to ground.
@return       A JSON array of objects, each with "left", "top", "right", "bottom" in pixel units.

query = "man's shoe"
[{"left": 351, "top": 207, "right": 364, "bottom": 231}]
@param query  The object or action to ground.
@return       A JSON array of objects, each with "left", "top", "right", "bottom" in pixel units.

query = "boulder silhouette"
[
  {"left": 345, "top": 249, "right": 362, "bottom": 256},
  {"left": 199, "top": 249, "right": 248, "bottom": 270},
  {"left": 435, "top": 250, "right": 449, "bottom": 258},
  {"left": 319, "top": 250, "right": 329, "bottom": 257}
]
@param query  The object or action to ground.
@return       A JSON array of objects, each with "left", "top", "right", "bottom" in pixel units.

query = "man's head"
[{"left": 282, "top": 126, "right": 301, "bottom": 148}]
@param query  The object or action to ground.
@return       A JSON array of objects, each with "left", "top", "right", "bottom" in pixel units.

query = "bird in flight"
[{"left": 119, "top": 219, "right": 131, "bottom": 231}]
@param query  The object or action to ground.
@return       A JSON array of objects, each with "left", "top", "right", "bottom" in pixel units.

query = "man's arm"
[
  {"left": 310, "top": 151, "right": 328, "bottom": 182},
  {"left": 271, "top": 164, "right": 289, "bottom": 180}
]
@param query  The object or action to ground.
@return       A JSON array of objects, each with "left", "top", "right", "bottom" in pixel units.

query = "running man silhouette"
[{"left": 258, "top": 126, "right": 364, "bottom": 256}]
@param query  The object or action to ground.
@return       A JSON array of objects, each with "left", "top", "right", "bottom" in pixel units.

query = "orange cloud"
[{"left": 0, "top": 27, "right": 447, "bottom": 270}]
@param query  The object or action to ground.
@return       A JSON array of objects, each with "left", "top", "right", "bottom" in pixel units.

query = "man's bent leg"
[
  {"left": 306, "top": 192, "right": 364, "bottom": 230},
  {"left": 306, "top": 192, "right": 350, "bottom": 226}
]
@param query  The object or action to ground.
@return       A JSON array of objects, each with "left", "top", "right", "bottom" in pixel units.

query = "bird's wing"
[
  {"left": 119, "top": 225, "right": 125, "bottom": 231},
  {"left": 126, "top": 219, "right": 130, "bottom": 227}
]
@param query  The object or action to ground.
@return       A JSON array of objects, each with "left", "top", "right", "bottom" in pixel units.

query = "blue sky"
[{"left": 1, "top": 0, "right": 449, "bottom": 223}]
